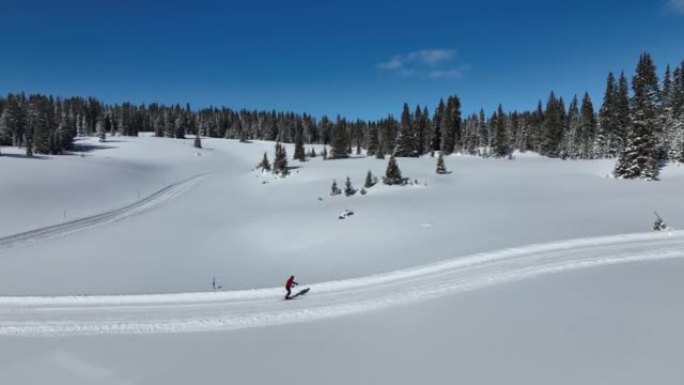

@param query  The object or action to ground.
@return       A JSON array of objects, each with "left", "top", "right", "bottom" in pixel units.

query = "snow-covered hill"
[{"left": 1, "top": 135, "right": 683, "bottom": 384}]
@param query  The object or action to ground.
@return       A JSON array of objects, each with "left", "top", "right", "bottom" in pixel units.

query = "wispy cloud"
[
  {"left": 377, "top": 49, "right": 466, "bottom": 79},
  {"left": 666, "top": 0, "right": 684, "bottom": 13},
  {"left": 428, "top": 68, "right": 465, "bottom": 79}
]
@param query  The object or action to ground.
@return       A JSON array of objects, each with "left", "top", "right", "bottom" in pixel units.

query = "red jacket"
[{"left": 286, "top": 277, "right": 297, "bottom": 289}]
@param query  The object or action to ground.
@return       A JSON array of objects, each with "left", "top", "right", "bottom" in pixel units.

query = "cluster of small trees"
[{"left": 257, "top": 142, "right": 289, "bottom": 176}]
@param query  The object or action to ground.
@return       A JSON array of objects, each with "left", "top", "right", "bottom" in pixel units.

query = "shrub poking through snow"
[
  {"left": 360, "top": 188, "right": 367, "bottom": 195},
  {"left": 330, "top": 180, "right": 342, "bottom": 196},
  {"left": 344, "top": 177, "right": 357, "bottom": 196},
  {"left": 257, "top": 152, "right": 271, "bottom": 172},
  {"left": 436, "top": 153, "right": 448, "bottom": 174},
  {"left": 653, "top": 211, "right": 667, "bottom": 231}
]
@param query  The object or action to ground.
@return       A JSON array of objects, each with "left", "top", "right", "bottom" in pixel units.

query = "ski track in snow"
[
  {"left": 1, "top": 230, "right": 683, "bottom": 337},
  {"left": 0, "top": 173, "right": 212, "bottom": 253}
]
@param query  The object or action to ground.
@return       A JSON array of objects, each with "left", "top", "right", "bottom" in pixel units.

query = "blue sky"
[{"left": 1, "top": 0, "right": 683, "bottom": 120}]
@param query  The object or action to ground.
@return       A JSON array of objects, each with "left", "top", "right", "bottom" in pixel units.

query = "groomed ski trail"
[
  {"left": 0, "top": 173, "right": 212, "bottom": 252},
  {"left": 1, "top": 230, "right": 683, "bottom": 337}
]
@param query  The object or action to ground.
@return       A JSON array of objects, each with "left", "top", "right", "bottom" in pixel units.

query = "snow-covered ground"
[{"left": 1, "top": 135, "right": 683, "bottom": 384}]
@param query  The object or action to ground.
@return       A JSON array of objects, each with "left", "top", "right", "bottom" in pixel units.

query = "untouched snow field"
[{"left": 1, "top": 135, "right": 683, "bottom": 384}]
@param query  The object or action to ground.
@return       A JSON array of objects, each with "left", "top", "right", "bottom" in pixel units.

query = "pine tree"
[
  {"left": 395, "top": 103, "right": 418, "bottom": 157},
  {"left": 478, "top": 108, "right": 488, "bottom": 154},
  {"left": 367, "top": 124, "right": 379, "bottom": 156},
  {"left": 364, "top": 170, "right": 377, "bottom": 188},
  {"left": 615, "top": 72, "right": 631, "bottom": 153},
  {"left": 293, "top": 124, "right": 306, "bottom": 161},
  {"left": 375, "top": 139, "right": 385, "bottom": 159},
  {"left": 194, "top": 133, "right": 202, "bottom": 149},
  {"left": 344, "top": 177, "right": 357, "bottom": 196},
  {"left": 330, "top": 179, "right": 341, "bottom": 196},
  {"left": 28, "top": 96, "right": 51, "bottom": 154},
  {"left": 383, "top": 155, "right": 403, "bottom": 185},
  {"left": 0, "top": 94, "right": 27, "bottom": 148},
  {"left": 431, "top": 99, "right": 444, "bottom": 152},
  {"left": 329, "top": 118, "right": 349, "bottom": 159},
  {"left": 440, "top": 96, "right": 460, "bottom": 154},
  {"left": 273, "top": 142, "right": 289, "bottom": 176},
  {"left": 670, "top": 63, "right": 684, "bottom": 161},
  {"left": 436, "top": 152, "right": 448, "bottom": 174},
  {"left": 598, "top": 73, "right": 618, "bottom": 157},
  {"left": 565, "top": 95, "right": 580, "bottom": 158},
  {"left": 257, "top": 152, "right": 271, "bottom": 171},
  {"left": 579, "top": 92, "right": 596, "bottom": 158},
  {"left": 493, "top": 104, "right": 508, "bottom": 157},
  {"left": 615, "top": 53, "right": 660, "bottom": 180},
  {"left": 542, "top": 92, "right": 563, "bottom": 157}
]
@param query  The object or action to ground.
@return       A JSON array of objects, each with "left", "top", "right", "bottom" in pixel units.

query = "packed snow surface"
[{"left": 1, "top": 136, "right": 683, "bottom": 384}]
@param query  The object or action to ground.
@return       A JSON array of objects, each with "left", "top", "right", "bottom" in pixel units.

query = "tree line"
[{"left": 1, "top": 53, "right": 682, "bottom": 179}]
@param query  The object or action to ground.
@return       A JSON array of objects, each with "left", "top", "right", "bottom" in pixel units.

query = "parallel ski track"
[
  {"left": 0, "top": 173, "right": 212, "bottom": 252},
  {"left": 1, "top": 231, "right": 682, "bottom": 337}
]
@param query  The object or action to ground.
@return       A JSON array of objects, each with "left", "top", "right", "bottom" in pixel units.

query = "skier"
[{"left": 285, "top": 275, "right": 298, "bottom": 299}]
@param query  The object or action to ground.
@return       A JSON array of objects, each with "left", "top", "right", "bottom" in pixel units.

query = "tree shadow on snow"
[
  {"left": 0, "top": 153, "right": 48, "bottom": 160},
  {"left": 69, "top": 143, "right": 119, "bottom": 153}
]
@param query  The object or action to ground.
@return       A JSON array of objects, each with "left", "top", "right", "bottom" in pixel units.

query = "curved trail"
[
  {"left": 0, "top": 173, "right": 212, "bottom": 252},
  {"left": 1, "top": 230, "right": 682, "bottom": 337}
]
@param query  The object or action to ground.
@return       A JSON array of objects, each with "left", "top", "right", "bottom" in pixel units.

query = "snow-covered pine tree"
[
  {"left": 344, "top": 177, "right": 357, "bottom": 196},
  {"left": 436, "top": 152, "right": 448, "bottom": 174},
  {"left": 614, "top": 53, "right": 660, "bottom": 180},
  {"left": 383, "top": 155, "right": 404, "bottom": 185},
  {"left": 194, "top": 133, "right": 202, "bottom": 149},
  {"left": 321, "top": 146, "right": 328, "bottom": 160}
]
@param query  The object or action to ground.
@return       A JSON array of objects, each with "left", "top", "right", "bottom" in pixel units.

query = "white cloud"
[
  {"left": 427, "top": 69, "right": 463, "bottom": 79},
  {"left": 406, "top": 49, "right": 456, "bottom": 66},
  {"left": 377, "top": 49, "right": 465, "bottom": 79},
  {"left": 377, "top": 57, "right": 404, "bottom": 70},
  {"left": 667, "top": 0, "right": 684, "bottom": 13}
]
